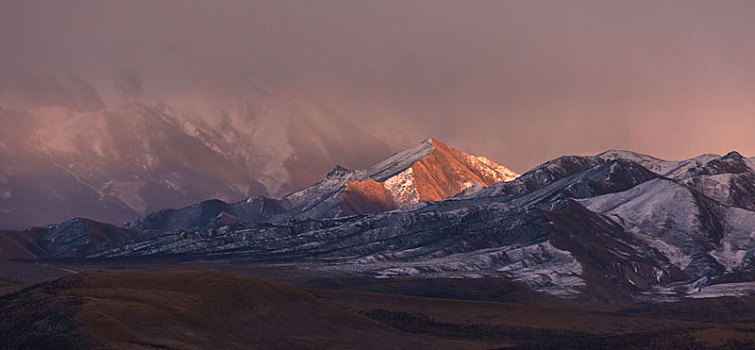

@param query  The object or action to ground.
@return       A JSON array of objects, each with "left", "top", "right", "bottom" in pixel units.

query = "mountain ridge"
[
  {"left": 126, "top": 138, "right": 519, "bottom": 231},
  {"left": 4, "top": 143, "right": 755, "bottom": 303}
]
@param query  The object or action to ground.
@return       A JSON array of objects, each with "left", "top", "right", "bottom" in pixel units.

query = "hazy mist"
[{"left": 3, "top": 0, "right": 755, "bottom": 172}]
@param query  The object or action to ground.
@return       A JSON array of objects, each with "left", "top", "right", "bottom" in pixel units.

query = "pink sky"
[{"left": 2, "top": 0, "right": 755, "bottom": 172}]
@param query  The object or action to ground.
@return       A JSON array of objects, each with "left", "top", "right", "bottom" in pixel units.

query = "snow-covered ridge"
[
  {"left": 283, "top": 165, "right": 358, "bottom": 208},
  {"left": 366, "top": 138, "right": 435, "bottom": 181},
  {"left": 124, "top": 137, "right": 521, "bottom": 229},
  {"left": 598, "top": 149, "right": 750, "bottom": 179},
  {"left": 462, "top": 153, "right": 519, "bottom": 183}
]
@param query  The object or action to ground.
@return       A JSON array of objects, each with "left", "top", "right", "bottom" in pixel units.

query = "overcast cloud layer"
[{"left": 2, "top": 0, "right": 755, "bottom": 172}]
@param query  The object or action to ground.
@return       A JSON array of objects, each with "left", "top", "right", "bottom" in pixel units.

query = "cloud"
[{"left": 2, "top": 0, "right": 755, "bottom": 172}]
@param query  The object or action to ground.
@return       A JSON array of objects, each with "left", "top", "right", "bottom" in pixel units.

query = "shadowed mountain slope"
[{"left": 0, "top": 218, "right": 141, "bottom": 259}]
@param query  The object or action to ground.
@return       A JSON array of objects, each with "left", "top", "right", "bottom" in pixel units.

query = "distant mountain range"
[
  {"left": 126, "top": 138, "right": 517, "bottom": 231},
  {"left": 1, "top": 136, "right": 754, "bottom": 303},
  {"left": 0, "top": 72, "right": 395, "bottom": 229}
]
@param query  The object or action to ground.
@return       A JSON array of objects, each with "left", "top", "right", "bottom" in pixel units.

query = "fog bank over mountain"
[{"left": 4, "top": 1, "right": 755, "bottom": 172}]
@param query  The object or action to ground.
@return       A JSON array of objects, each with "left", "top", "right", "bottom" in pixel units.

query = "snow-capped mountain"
[
  {"left": 49, "top": 148, "right": 752, "bottom": 302},
  {"left": 0, "top": 71, "right": 395, "bottom": 229},
  {"left": 5, "top": 140, "right": 755, "bottom": 302},
  {"left": 340, "top": 138, "right": 518, "bottom": 214},
  {"left": 128, "top": 138, "right": 519, "bottom": 231}
]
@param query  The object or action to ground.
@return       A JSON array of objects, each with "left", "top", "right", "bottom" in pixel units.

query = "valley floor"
[{"left": 1, "top": 259, "right": 753, "bottom": 349}]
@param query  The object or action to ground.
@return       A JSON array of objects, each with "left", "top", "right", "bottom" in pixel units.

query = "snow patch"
[
  {"left": 579, "top": 179, "right": 704, "bottom": 270},
  {"left": 687, "top": 282, "right": 755, "bottom": 298},
  {"left": 383, "top": 167, "right": 420, "bottom": 207}
]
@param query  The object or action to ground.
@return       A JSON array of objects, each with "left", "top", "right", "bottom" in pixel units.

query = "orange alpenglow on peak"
[{"left": 339, "top": 138, "right": 518, "bottom": 216}]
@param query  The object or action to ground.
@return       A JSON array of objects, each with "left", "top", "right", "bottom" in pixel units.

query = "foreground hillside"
[
  {"left": 0, "top": 269, "right": 752, "bottom": 350},
  {"left": 0, "top": 270, "right": 441, "bottom": 350}
]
